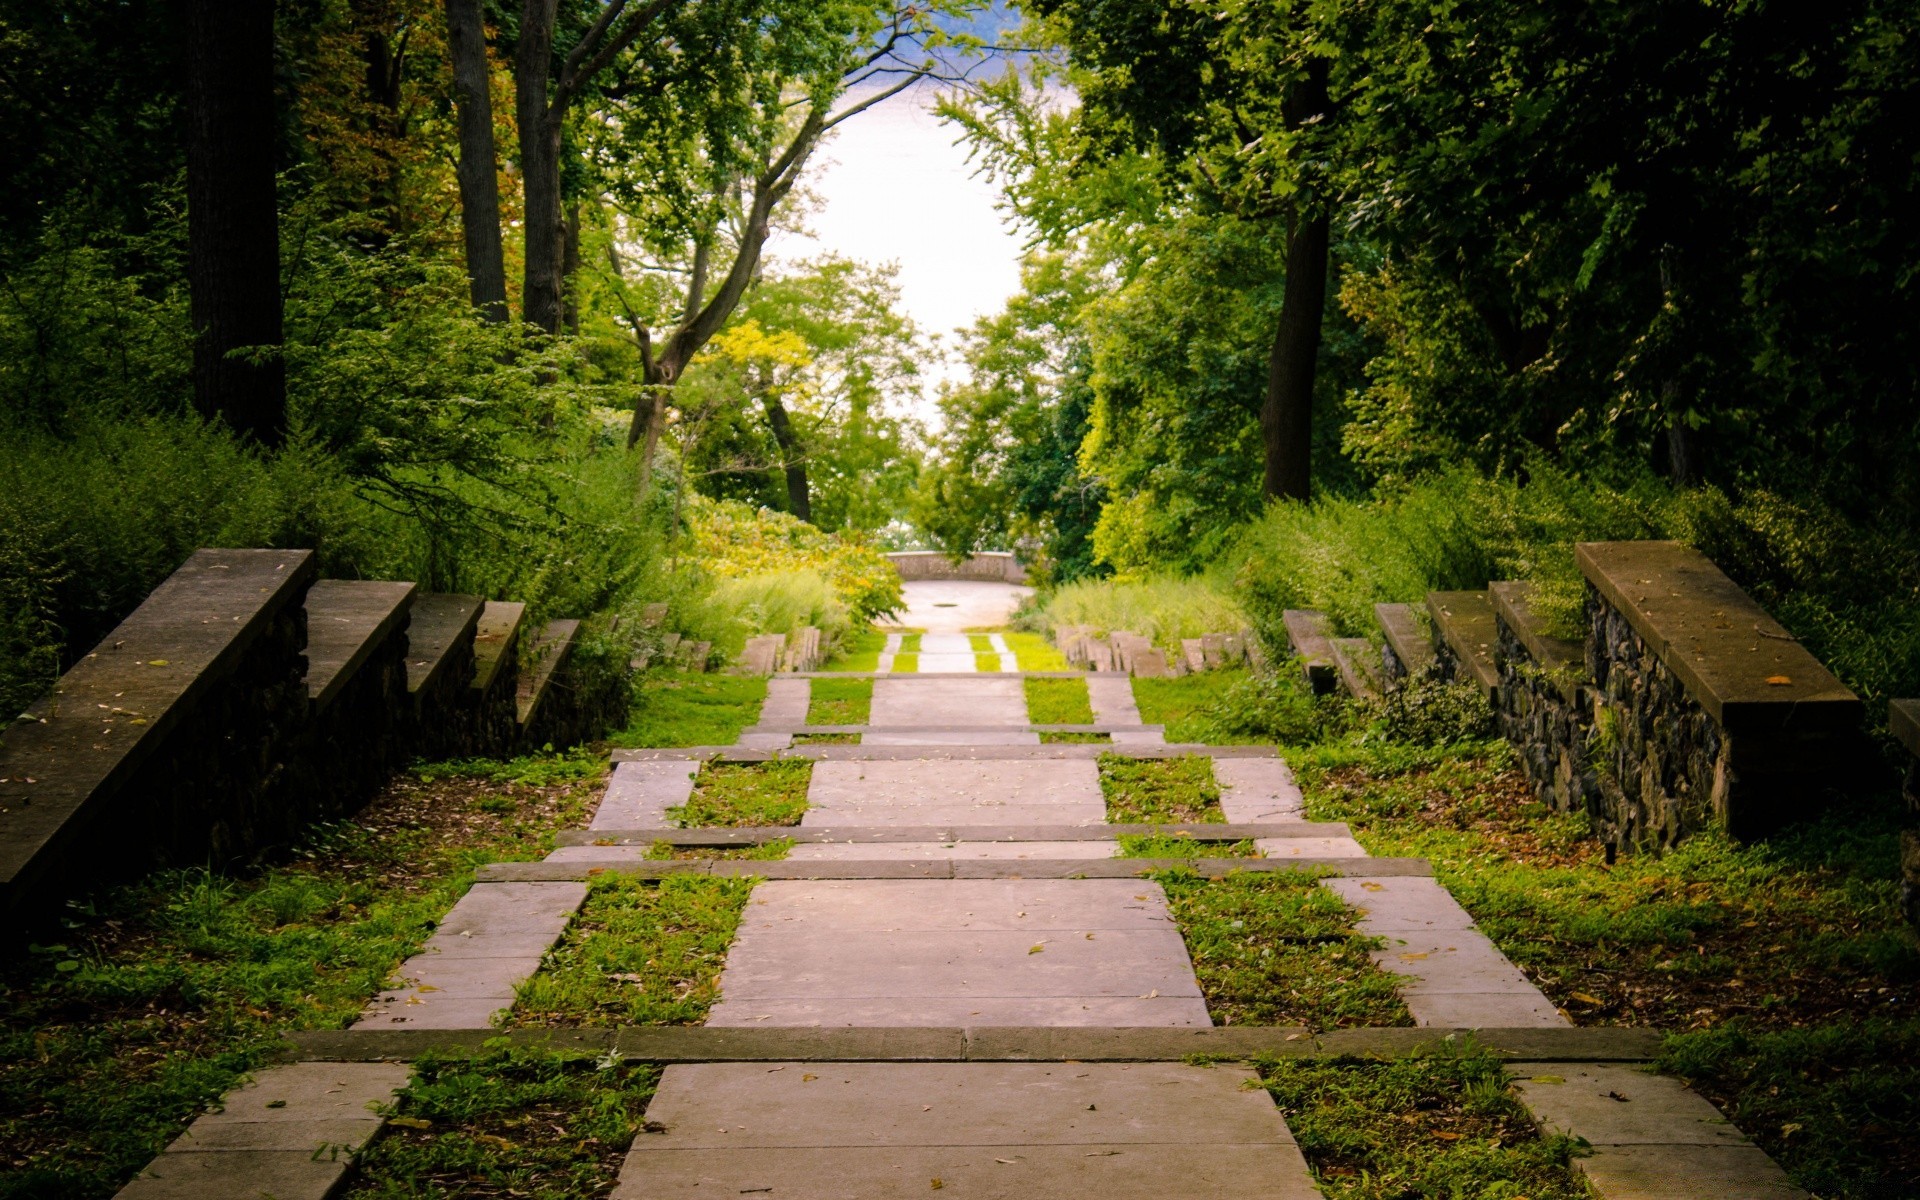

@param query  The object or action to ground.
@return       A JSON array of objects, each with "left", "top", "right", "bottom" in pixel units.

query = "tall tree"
[
  {"left": 183, "top": 0, "right": 286, "bottom": 447},
  {"left": 444, "top": 0, "right": 508, "bottom": 318}
]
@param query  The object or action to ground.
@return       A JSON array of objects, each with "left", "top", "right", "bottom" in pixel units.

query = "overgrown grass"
[
  {"left": 974, "top": 652, "right": 1002, "bottom": 671},
  {"left": 1258, "top": 1050, "right": 1591, "bottom": 1198},
  {"left": 342, "top": 1046, "right": 659, "bottom": 1199},
  {"left": 670, "top": 761, "right": 812, "bottom": 826},
  {"left": 1004, "top": 630, "right": 1068, "bottom": 670},
  {"left": 0, "top": 759, "right": 599, "bottom": 1199},
  {"left": 1024, "top": 677, "right": 1094, "bottom": 724},
  {"left": 512, "top": 876, "right": 755, "bottom": 1026},
  {"left": 968, "top": 634, "right": 994, "bottom": 652},
  {"left": 1131, "top": 670, "right": 1252, "bottom": 743},
  {"left": 899, "top": 633, "right": 922, "bottom": 654},
  {"left": 611, "top": 672, "right": 766, "bottom": 748},
  {"left": 806, "top": 677, "right": 872, "bottom": 725},
  {"left": 1044, "top": 576, "right": 1245, "bottom": 650},
  {"left": 1154, "top": 868, "right": 1411, "bottom": 1028},
  {"left": 1099, "top": 754, "right": 1224, "bottom": 823},
  {"left": 820, "top": 627, "right": 885, "bottom": 672},
  {"left": 1116, "top": 833, "right": 1257, "bottom": 858}
]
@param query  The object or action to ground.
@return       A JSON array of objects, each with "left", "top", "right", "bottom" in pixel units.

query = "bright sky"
[{"left": 769, "top": 83, "right": 1028, "bottom": 391}]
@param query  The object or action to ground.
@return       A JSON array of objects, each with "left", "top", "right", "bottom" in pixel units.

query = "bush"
[
  {"left": 698, "top": 570, "right": 850, "bottom": 661},
  {"left": 684, "top": 498, "right": 902, "bottom": 624},
  {"left": 1043, "top": 576, "right": 1245, "bottom": 649}
]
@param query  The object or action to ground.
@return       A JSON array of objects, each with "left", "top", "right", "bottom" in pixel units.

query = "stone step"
[
  {"left": 1281, "top": 609, "right": 1338, "bottom": 694},
  {"left": 743, "top": 723, "right": 1165, "bottom": 735},
  {"left": 612, "top": 743, "right": 1279, "bottom": 763},
  {"left": 468, "top": 599, "right": 525, "bottom": 755},
  {"left": 1374, "top": 601, "right": 1434, "bottom": 682},
  {"left": 1329, "top": 636, "right": 1384, "bottom": 702},
  {"left": 302, "top": 580, "right": 416, "bottom": 713},
  {"left": 477, "top": 856, "right": 1430, "bottom": 882},
  {"left": 1426, "top": 590, "right": 1500, "bottom": 698},
  {"left": 404, "top": 592, "right": 483, "bottom": 702},
  {"left": 514, "top": 617, "right": 579, "bottom": 727},
  {"left": 1, "top": 548, "right": 315, "bottom": 924},
  {"left": 554, "top": 821, "right": 1353, "bottom": 847},
  {"left": 284, "top": 580, "right": 418, "bottom": 829}
]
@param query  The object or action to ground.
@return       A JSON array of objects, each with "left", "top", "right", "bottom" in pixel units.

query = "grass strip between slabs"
[
  {"left": 1004, "top": 630, "right": 1068, "bottom": 670},
  {"left": 513, "top": 875, "right": 756, "bottom": 1026},
  {"left": 820, "top": 627, "right": 885, "bottom": 672},
  {"left": 1130, "top": 669, "right": 1253, "bottom": 744},
  {"left": 807, "top": 676, "right": 872, "bottom": 725},
  {"left": 1257, "top": 1051, "right": 1592, "bottom": 1199},
  {"left": 645, "top": 838, "right": 795, "bottom": 861},
  {"left": 610, "top": 672, "right": 767, "bottom": 748},
  {"left": 891, "top": 653, "right": 919, "bottom": 673},
  {"left": 1117, "top": 833, "right": 1257, "bottom": 858},
  {"left": 974, "top": 652, "right": 1002, "bottom": 671},
  {"left": 1154, "top": 868, "right": 1411, "bottom": 1029},
  {"left": 670, "top": 760, "right": 811, "bottom": 826},
  {"left": 1024, "top": 676, "right": 1095, "bottom": 724},
  {"left": 341, "top": 1046, "right": 658, "bottom": 1200},
  {"left": 1099, "top": 753, "right": 1224, "bottom": 823}
]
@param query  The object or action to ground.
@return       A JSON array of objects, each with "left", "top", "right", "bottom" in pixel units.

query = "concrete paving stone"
[
  {"left": 165, "top": 1117, "right": 390, "bottom": 1153},
  {"left": 1085, "top": 676, "right": 1143, "bottom": 725},
  {"left": 1322, "top": 876, "right": 1482, "bottom": 932},
  {"left": 704, "top": 996, "right": 1213, "bottom": 1026},
  {"left": 787, "top": 840, "right": 1116, "bottom": 860},
  {"left": 1509, "top": 1063, "right": 1759, "bottom": 1147},
  {"left": 593, "top": 761, "right": 697, "bottom": 828},
  {"left": 735, "top": 731, "right": 793, "bottom": 749},
  {"left": 1369, "top": 932, "right": 1552, "bottom": 995},
  {"left": 921, "top": 634, "right": 974, "bottom": 655},
  {"left": 1574, "top": 1145, "right": 1811, "bottom": 1198},
  {"left": 194, "top": 1062, "right": 411, "bottom": 1126},
  {"left": 543, "top": 843, "right": 658, "bottom": 862},
  {"left": 889, "top": 580, "right": 1032, "bottom": 632},
  {"left": 760, "top": 678, "right": 811, "bottom": 726},
  {"left": 806, "top": 760, "right": 1102, "bottom": 815},
  {"left": 378, "top": 953, "right": 544, "bottom": 996},
  {"left": 714, "top": 929, "right": 1205, "bottom": 998},
  {"left": 637, "top": 1062, "right": 1291, "bottom": 1148},
  {"left": 798, "top": 803, "right": 1105, "bottom": 827},
  {"left": 873, "top": 677, "right": 1025, "bottom": 726},
  {"left": 861, "top": 730, "right": 1041, "bottom": 746},
  {"left": 1110, "top": 729, "right": 1168, "bottom": 746},
  {"left": 1403, "top": 992, "right": 1570, "bottom": 1028},
  {"left": 736, "top": 880, "right": 1183, "bottom": 931},
  {"left": 416, "top": 881, "right": 586, "bottom": 950},
  {"left": 354, "top": 991, "right": 512, "bottom": 1029},
  {"left": 1257, "top": 836, "right": 1370, "bottom": 857},
  {"left": 1215, "top": 758, "right": 1306, "bottom": 821},
  {"left": 915, "top": 652, "right": 979, "bottom": 672},
  {"left": 115, "top": 1150, "right": 351, "bottom": 1200}
]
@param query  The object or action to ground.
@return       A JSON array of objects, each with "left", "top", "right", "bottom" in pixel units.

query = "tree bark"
[
  {"left": 184, "top": 0, "right": 285, "bottom": 448},
  {"left": 562, "top": 201, "right": 582, "bottom": 334},
  {"left": 1260, "top": 210, "right": 1328, "bottom": 501},
  {"left": 517, "top": 0, "right": 565, "bottom": 333},
  {"left": 761, "top": 394, "right": 810, "bottom": 522},
  {"left": 445, "top": 0, "right": 508, "bottom": 319}
]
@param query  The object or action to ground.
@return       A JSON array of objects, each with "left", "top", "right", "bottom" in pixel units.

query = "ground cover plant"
[
  {"left": 1003, "top": 631, "right": 1068, "bottom": 670},
  {"left": 0, "top": 754, "right": 602, "bottom": 1199},
  {"left": 1115, "top": 833, "right": 1256, "bottom": 858},
  {"left": 512, "top": 876, "right": 756, "bottom": 1027},
  {"left": 670, "top": 761, "right": 812, "bottom": 826},
  {"left": 1041, "top": 577, "right": 1245, "bottom": 651},
  {"left": 342, "top": 1045, "right": 659, "bottom": 1200},
  {"left": 806, "top": 677, "right": 872, "bottom": 725},
  {"left": 1098, "top": 754, "right": 1223, "bottom": 823},
  {"left": 1023, "top": 677, "right": 1094, "bottom": 724},
  {"left": 820, "top": 628, "right": 885, "bottom": 671},
  {"left": 611, "top": 673, "right": 767, "bottom": 749},
  {"left": 1154, "top": 869, "right": 1410, "bottom": 1028},
  {"left": 1258, "top": 1049, "right": 1591, "bottom": 1199}
]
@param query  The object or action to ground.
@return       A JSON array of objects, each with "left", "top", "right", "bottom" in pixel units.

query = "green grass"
[
  {"left": 671, "top": 761, "right": 812, "bottom": 826},
  {"left": 899, "top": 633, "right": 922, "bottom": 654},
  {"left": 974, "top": 652, "right": 1002, "bottom": 671},
  {"left": 0, "top": 759, "right": 600, "bottom": 1198},
  {"left": 1040, "top": 732, "right": 1110, "bottom": 743},
  {"left": 969, "top": 634, "right": 994, "bottom": 652},
  {"left": 1024, "top": 677, "right": 1094, "bottom": 724},
  {"left": 807, "top": 676, "right": 872, "bottom": 724},
  {"left": 1116, "top": 833, "right": 1257, "bottom": 857},
  {"left": 1099, "top": 753, "right": 1223, "bottom": 823},
  {"left": 644, "top": 838, "right": 795, "bottom": 861},
  {"left": 820, "top": 627, "right": 886, "bottom": 671},
  {"left": 1130, "top": 669, "right": 1252, "bottom": 743},
  {"left": 1154, "top": 868, "right": 1411, "bottom": 1028},
  {"left": 1004, "top": 630, "right": 1068, "bottom": 670},
  {"left": 342, "top": 1046, "right": 658, "bottom": 1199},
  {"left": 1258, "top": 1050, "right": 1591, "bottom": 1198},
  {"left": 891, "top": 653, "right": 918, "bottom": 672},
  {"left": 1044, "top": 576, "right": 1245, "bottom": 648},
  {"left": 513, "top": 876, "right": 756, "bottom": 1026},
  {"left": 610, "top": 672, "right": 767, "bottom": 748}
]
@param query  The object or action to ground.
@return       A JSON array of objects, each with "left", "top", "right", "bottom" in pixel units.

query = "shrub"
[
  {"left": 700, "top": 570, "right": 849, "bottom": 661},
  {"left": 684, "top": 497, "right": 902, "bottom": 623},
  {"left": 1043, "top": 576, "right": 1245, "bottom": 649}
]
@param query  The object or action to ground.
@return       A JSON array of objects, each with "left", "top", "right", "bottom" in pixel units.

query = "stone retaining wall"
[
  {"left": 1489, "top": 586, "right": 1597, "bottom": 826},
  {"left": 885, "top": 551, "right": 1027, "bottom": 584}
]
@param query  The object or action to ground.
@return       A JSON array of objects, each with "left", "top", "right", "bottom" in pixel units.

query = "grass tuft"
[
  {"left": 671, "top": 761, "right": 812, "bottom": 827},
  {"left": 1099, "top": 754, "right": 1223, "bottom": 823},
  {"left": 806, "top": 677, "right": 872, "bottom": 725},
  {"left": 611, "top": 672, "right": 767, "bottom": 748},
  {"left": 1024, "top": 677, "right": 1094, "bottom": 724}
]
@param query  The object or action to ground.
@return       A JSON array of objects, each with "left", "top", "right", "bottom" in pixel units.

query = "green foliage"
[
  {"left": 685, "top": 497, "right": 903, "bottom": 624},
  {"left": 1023, "top": 677, "right": 1094, "bottom": 725},
  {"left": 672, "top": 762, "right": 813, "bottom": 827},
  {"left": 807, "top": 677, "right": 872, "bottom": 725},
  {"left": 1098, "top": 754, "right": 1223, "bottom": 824},
  {"left": 1042, "top": 577, "right": 1245, "bottom": 647},
  {"left": 610, "top": 673, "right": 768, "bottom": 749},
  {"left": 702, "top": 570, "right": 850, "bottom": 659}
]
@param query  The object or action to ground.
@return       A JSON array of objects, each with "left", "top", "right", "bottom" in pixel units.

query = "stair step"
[
  {"left": 516, "top": 618, "right": 580, "bottom": 726},
  {"left": 404, "top": 593, "right": 484, "bottom": 698},
  {"left": 303, "top": 580, "right": 416, "bottom": 712},
  {"left": 1281, "top": 609, "right": 1338, "bottom": 694},
  {"left": 471, "top": 600, "right": 526, "bottom": 695},
  {"left": 1426, "top": 590, "right": 1500, "bottom": 698}
]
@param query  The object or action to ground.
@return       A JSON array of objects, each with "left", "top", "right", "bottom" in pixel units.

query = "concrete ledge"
[
  {"left": 515, "top": 617, "right": 579, "bottom": 727},
  {"left": 1375, "top": 603, "right": 1434, "bottom": 681},
  {"left": 1488, "top": 581, "right": 1581, "bottom": 674},
  {"left": 1282, "top": 610, "right": 1338, "bottom": 694},
  {"left": 886, "top": 551, "right": 1026, "bottom": 584},
  {"left": 611, "top": 744, "right": 1280, "bottom": 763},
  {"left": 744, "top": 724, "right": 1166, "bottom": 736},
  {"left": 1576, "top": 541, "right": 1858, "bottom": 732},
  {"left": 475, "top": 856, "right": 1428, "bottom": 882},
  {"left": 554, "top": 822, "right": 1354, "bottom": 846},
  {"left": 471, "top": 600, "right": 526, "bottom": 696},
  {"left": 1329, "top": 638, "right": 1383, "bottom": 702},
  {"left": 303, "top": 580, "right": 416, "bottom": 713},
  {"left": 1888, "top": 698, "right": 1919, "bottom": 760},
  {"left": 1427, "top": 590, "right": 1500, "bottom": 697},
  {"left": 283, "top": 1024, "right": 1662, "bottom": 1063},
  {"left": 404, "top": 592, "right": 484, "bottom": 699}
]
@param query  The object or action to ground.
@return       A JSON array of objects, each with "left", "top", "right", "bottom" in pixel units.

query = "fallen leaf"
[
  {"left": 1029, "top": 944, "right": 1045, "bottom": 954},
  {"left": 1432, "top": 1131, "right": 1463, "bottom": 1140},
  {"left": 389, "top": 1116, "right": 432, "bottom": 1130},
  {"left": 1765, "top": 674, "right": 1792, "bottom": 685},
  {"left": 802, "top": 1073, "right": 817, "bottom": 1082},
  {"left": 1529, "top": 1075, "right": 1565, "bottom": 1085},
  {"left": 1571, "top": 992, "right": 1604, "bottom": 1006},
  {"left": 931, "top": 1179, "right": 944, "bottom": 1190}
]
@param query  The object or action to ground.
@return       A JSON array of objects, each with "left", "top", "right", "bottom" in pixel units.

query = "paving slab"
[
  {"left": 759, "top": 677, "right": 810, "bottom": 726},
  {"left": 1258, "top": 835, "right": 1369, "bottom": 857},
  {"left": 872, "top": 676, "right": 1026, "bottom": 726},
  {"left": 115, "top": 1150, "right": 355, "bottom": 1200},
  {"left": 593, "top": 761, "right": 697, "bottom": 828},
  {"left": 708, "top": 879, "right": 1207, "bottom": 1027},
  {"left": 788, "top": 840, "right": 1116, "bottom": 860},
  {"left": 1321, "top": 876, "right": 1485, "bottom": 932},
  {"left": 804, "top": 760, "right": 1103, "bottom": 827},
  {"left": 613, "top": 1062, "right": 1316, "bottom": 1199},
  {"left": 414, "top": 881, "right": 589, "bottom": 953},
  {"left": 862, "top": 729, "right": 1040, "bottom": 745},
  {"left": 1215, "top": 758, "right": 1306, "bottom": 821}
]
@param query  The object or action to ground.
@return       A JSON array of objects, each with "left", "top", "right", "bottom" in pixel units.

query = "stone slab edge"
[
  {"left": 1426, "top": 590, "right": 1500, "bottom": 696},
  {"left": 1887, "top": 699, "right": 1920, "bottom": 760},
  {"left": 1374, "top": 603, "right": 1434, "bottom": 675},
  {"left": 304, "top": 580, "right": 417, "bottom": 713},
  {"left": 474, "top": 856, "right": 1430, "bottom": 882},
  {"left": 610, "top": 744, "right": 1281, "bottom": 763},
  {"left": 1487, "top": 581, "right": 1583, "bottom": 673},
  {"left": 554, "top": 821, "right": 1354, "bottom": 846}
]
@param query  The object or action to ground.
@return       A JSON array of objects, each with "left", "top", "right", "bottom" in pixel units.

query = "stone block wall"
[
  {"left": 1493, "top": 609, "right": 1598, "bottom": 824},
  {"left": 885, "top": 551, "right": 1027, "bottom": 584}
]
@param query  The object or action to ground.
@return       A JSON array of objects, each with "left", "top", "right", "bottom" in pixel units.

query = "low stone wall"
[
  {"left": 886, "top": 551, "right": 1027, "bottom": 584},
  {"left": 1488, "top": 583, "right": 1597, "bottom": 825}
]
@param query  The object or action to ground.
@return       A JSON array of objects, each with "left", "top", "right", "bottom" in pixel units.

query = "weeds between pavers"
[
  {"left": 1257, "top": 1050, "right": 1591, "bottom": 1199},
  {"left": 820, "top": 627, "right": 886, "bottom": 671},
  {"left": 341, "top": 1045, "right": 658, "bottom": 1199},
  {"left": 1295, "top": 739, "right": 1920, "bottom": 1197},
  {"left": 1024, "top": 677, "right": 1094, "bottom": 724},
  {"left": 807, "top": 676, "right": 872, "bottom": 725},
  {"left": 1154, "top": 868, "right": 1410, "bottom": 1028},
  {"left": 610, "top": 671, "right": 767, "bottom": 748},
  {"left": 1099, "top": 753, "right": 1224, "bottom": 823},
  {"left": 669, "top": 760, "right": 812, "bottom": 826},
  {"left": 1003, "top": 630, "right": 1067, "bottom": 670},
  {"left": 1117, "top": 833, "right": 1257, "bottom": 858},
  {"left": 0, "top": 753, "right": 602, "bottom": 1199},
  {"left": 644, "top": 838, "right": 795, "bottom": 861},
  {"left": 513, "top": 876, "right": 755, "bottom": 1026}
]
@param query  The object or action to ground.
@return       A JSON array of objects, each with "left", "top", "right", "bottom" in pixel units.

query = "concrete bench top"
[
  {"left": 516, "top": 617, "right": 580, "bottom": 725},
  {"left": 0, "top": 548, "right": 314, "bottom": 909},
  {"left": 405, "top": 592, "right": 484, "bottom": 695},
  {"left": 1577, "top": 541, "right": 1859, "bottom": 731},
  {"left": 470, "top": 599, "right": 526, "bottom": 694},
  {"left": 1426, "top": 590, "right": 1500, "bottom": 696},
  {"left": 1890, "top": 699, "right": 1920, "bottom": 760},
  {"left": 303, "top": 580, "right": 416, "bottom": 711},
  {"left": 1374, "top": 602, "right": 1434, "bottom": 675}
]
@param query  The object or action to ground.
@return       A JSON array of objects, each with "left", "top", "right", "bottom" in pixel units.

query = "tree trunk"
[
  {"left": 184, "top": 0, "right": 285, "bottom": 448},
  {"left": 445, "top": 0, "right": 508, "bottom": 319},
  {"left": 1260, "top": 210, "right": 1329, "bottom": 501},
  {"left": 516, "top": 0, "right": 565, "bottom": 333},
  {"left": 562, "top": 201, "right": 581, "bottom": 334},
  {"left": 761, "top": 394, "right": 810, "bottom": 523}
]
